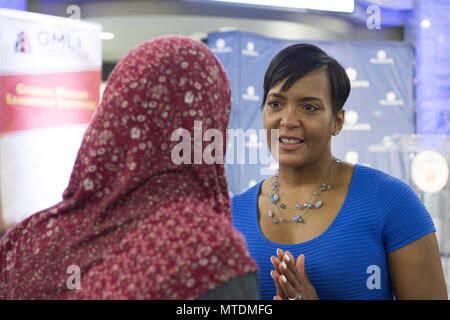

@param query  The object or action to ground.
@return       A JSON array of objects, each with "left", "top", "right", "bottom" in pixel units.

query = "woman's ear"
[{"left": 333, "top": 109, "right": 345, "bottom": 136}]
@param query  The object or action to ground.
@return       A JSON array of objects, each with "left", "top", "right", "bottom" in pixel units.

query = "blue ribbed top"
[{"left": 231, "top": 164, "right": 436, "bottom": 300}]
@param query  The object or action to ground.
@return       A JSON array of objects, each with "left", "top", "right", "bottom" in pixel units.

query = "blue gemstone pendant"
[{"left": 270, "top": 193, "right": 280, "bottom": 203}]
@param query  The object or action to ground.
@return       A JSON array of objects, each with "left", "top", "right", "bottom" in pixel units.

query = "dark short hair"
[{"left": 262, "top": 43, "right": 350, "bottom": 116}]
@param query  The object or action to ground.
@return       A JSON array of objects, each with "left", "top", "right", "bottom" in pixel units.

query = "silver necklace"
[{"left": 267, "top": 157, "right": 341, "bottom": 224}]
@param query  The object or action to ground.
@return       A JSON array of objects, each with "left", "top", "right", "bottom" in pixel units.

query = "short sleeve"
[{"left": 378, "top": 175, "right": 436, "bottom": 253}]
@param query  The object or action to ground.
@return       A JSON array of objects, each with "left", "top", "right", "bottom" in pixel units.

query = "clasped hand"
[{"left": 270, "top": 249, "right": 319, "bottom": 300}]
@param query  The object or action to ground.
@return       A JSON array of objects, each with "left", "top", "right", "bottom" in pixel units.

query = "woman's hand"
[{"left": 270, "top": 249, "right": 319, "bottom": 300}]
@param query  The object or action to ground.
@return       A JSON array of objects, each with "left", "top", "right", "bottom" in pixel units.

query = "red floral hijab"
[{"left": 0, "top": 36, "right": 258, "bottom": 299}]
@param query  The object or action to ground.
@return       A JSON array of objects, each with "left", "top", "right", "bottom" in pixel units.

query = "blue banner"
[
  {"left": 0, "top": 0, "right": 26, "bottom": 10},
  {"left": 415, "top": 0, "right": 450, "bottom": 135}
]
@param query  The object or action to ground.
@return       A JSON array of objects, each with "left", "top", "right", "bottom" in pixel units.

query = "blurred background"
[{"left": 0, "top": 0, "right": 449, "bottom": 297}]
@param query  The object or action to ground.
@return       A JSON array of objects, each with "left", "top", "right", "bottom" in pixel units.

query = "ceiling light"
[
  {"left": 205, "top": 0, "right": 354, "bottom": 13},
  {"left": 100, "top": 32, "right": 115, "bottom": 40},
  {"left": 420, "top": 19, "right": 431, "bottom": 28}
]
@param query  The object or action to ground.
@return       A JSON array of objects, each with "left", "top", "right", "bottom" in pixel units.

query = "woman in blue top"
[{"left": 231, "top": 44, "right": 447, "bottom": 300}]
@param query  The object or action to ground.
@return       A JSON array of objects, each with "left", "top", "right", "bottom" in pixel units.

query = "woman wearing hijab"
[{"left": 0, "top": 36, "right": 259, "bottom": 300}]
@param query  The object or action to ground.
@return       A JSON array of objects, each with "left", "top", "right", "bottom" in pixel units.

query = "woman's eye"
[
  {"left": 304, "top": 104, "right": 318, "bottom": 112},
  {"left": 268, "top": 101, "right": 281, "bottom": 108}
]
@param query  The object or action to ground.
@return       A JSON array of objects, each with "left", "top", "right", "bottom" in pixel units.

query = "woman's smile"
[{"left": 278, "top": 135, "right": 305, "bottom": 150}]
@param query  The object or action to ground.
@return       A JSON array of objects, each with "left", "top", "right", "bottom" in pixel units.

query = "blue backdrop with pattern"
[{"left": 207, "top": 30, "right": 415, "bottom": 196}]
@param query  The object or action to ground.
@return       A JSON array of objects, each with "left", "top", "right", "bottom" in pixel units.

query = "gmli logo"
[
  {"left": 37, "top": 31, "right": 82, "bottom": 51},
  {"left": 15, "top": 31, "right": 31, "bottom": 53},
  {"left": 15, "top": 30, "right": 82, "bottom": 54}
]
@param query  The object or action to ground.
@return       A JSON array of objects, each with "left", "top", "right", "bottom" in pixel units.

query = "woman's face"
[{"left": 262, "top": 69, "right": 344, "bottom": 168}]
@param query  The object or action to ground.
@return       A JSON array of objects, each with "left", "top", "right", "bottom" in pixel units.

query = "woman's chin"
[{"left": 277, "top": 155, "right": 307, "bottom": 168}]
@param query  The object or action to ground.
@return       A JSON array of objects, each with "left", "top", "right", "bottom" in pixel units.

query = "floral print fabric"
[{"left": 0, "top": 36, "right": 258, "bottom": 299}]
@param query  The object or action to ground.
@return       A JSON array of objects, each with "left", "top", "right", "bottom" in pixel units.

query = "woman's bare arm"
[{"left": 387, "top": 232, "right": 448, "bottom": 299}]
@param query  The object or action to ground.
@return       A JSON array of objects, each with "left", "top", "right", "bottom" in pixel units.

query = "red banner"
[{"left": 1, "top": 70, "right": 101, "bottom": 133}]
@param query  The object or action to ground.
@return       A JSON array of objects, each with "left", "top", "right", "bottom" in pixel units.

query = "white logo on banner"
[
  {"left": 242, "top": 41, "right": 259, "bottom": 56},
  {"left": 379, "top": 91, "right": 404, "bottom": 106},
  {"left": 211, "top": 38, "right": 233, "bottom": 53},
  {"left": 243, "top": 86, "right": 260, "bottom": 101},
  {"left": 342, "top": 110, "right": 371, "bottom": 131},
  {"left": 345, "top": 151, "right": 359, "bottom": 164},
  {"left": 370, "top": 50, "right": 394, "bottom": 64},
  {"left": 346, "top": 67, "right": 370, "bottom": 88}
]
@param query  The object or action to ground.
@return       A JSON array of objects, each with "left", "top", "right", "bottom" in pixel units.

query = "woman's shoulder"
[
  {"left": 354, "top": 164, "right": 413, "bottom": 193},
  {"left": 352, "top": 164, "right": 426, "bottom": 217},
  {"left": 352, "top": 163, "right": 389, "bottom": 180},
  {"left": 350, "top": 163, "right": 402, "bottom": 191}
]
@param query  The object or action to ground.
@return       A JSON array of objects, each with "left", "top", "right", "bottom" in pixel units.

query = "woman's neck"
[{"left": 276, "top": 155, "right": 337, "bottom": 189}]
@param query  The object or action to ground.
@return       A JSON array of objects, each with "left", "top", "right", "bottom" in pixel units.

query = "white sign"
[
  {"left": 411, "top": 150, "right": 449, "bottom": 193},
  {"left": 0, "top": 9, "right": 102, "bottom": 227},
  {"left": 0, "top": 8, "right": 101, "bottom": 74}
]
